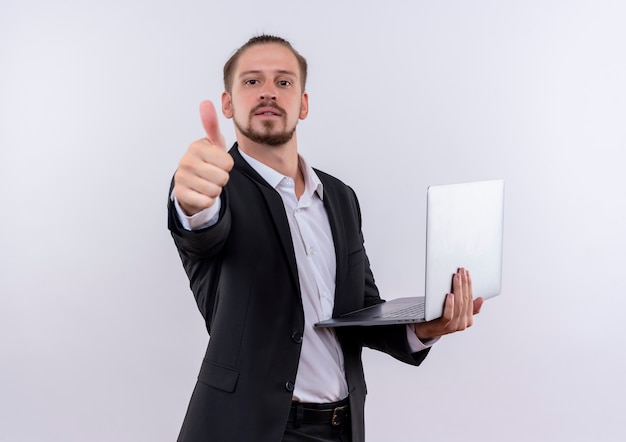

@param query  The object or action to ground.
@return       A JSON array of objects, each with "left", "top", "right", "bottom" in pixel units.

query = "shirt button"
[
  {"left": 285, "top": 381, "right": 295, "bottom": 392},
  {"left": 292, "top": 332, "right": 303, "bottom": 344}
]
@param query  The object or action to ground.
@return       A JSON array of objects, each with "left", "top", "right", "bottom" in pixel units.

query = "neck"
[
  {"left": 237, "top": 134, "right": 300, "bottom": 181},
  {"left": 237, "top": 135, "right": 305, "bottom": 199}
]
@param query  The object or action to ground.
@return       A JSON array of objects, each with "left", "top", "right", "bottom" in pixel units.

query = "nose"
[{"left": 259, "top": 84, "right": 277, "bottom": 101}]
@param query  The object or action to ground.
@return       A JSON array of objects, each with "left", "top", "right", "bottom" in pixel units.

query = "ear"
[
  {"left": 299, "top": 92, "right": 309, "bottom": 120},
  {"left": 222, "top": 91, "right": 233, "bottom": 119}
]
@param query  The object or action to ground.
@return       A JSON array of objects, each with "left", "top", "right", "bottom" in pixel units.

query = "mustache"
[{"left": 251, "top": 102, "right": 286, "bottom": 115}]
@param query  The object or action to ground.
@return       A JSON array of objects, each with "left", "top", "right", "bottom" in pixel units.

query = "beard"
[{"left": 233, "top": 102, "right": 297, "bottom": 147}]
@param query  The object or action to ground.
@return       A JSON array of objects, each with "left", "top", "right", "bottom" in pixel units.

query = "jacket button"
[
  {"left": 292, "top": 332, "right": 303, "bottom": 344},
  {"left": 285, "top": 381, "right": 295, "bottom": 392}
]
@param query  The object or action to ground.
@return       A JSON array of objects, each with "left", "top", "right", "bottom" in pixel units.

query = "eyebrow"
[{"left": 239, "top": 69, "right": 297, "bottom": 78}]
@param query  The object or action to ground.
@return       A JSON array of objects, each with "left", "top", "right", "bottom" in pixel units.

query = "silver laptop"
[{"left": 315, "top": 179, "right": 504, "bottom": 328}]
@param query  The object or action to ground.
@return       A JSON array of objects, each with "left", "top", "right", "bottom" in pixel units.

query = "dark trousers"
[{"left": 282, "top": 421, "right": 351, "bottom": 442}]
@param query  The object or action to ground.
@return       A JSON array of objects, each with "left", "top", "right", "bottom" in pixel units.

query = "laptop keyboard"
[{"left": 377, "top": 303, "right": 425, "bottom": 319}]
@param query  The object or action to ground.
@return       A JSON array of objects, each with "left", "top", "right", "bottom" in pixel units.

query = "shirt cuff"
[
  {"left": 406, "top": 324, "right": 440, "bottom": 352},
  {"left": 173, "top": 196, "right": 221, "bottom": 231}
]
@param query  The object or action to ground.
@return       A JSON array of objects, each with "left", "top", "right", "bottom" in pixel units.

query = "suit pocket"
[{"left": 197, "top": 359, "right": 239, "bottom": 393}]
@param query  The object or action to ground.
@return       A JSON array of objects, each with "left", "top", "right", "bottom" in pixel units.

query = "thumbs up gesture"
[{"left": 173, "top": 100, "right": 235, "bottom": 216}]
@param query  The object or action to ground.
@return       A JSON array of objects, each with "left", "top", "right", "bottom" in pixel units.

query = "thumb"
[
  {"left": 199, "top": 100, "right": 226, "bottom": 148},
  {"left": 473, "top": 297, "right": 484, "bottom": 315}
]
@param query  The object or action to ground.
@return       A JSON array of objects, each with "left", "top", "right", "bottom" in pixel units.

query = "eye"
[
  {"left": 245, "top": 79, "right": 259, "bottom": 86},
  {"left": 278, "top": 80, "right": 291, "bottom": 87}
]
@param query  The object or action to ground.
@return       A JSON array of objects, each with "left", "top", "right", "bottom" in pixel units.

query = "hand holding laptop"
[
  {"left": 413, "top": 268, "right": 484, "bottom": 341},
  {"left": 315, "top": 179, "right": 503, "bottom": 330}
]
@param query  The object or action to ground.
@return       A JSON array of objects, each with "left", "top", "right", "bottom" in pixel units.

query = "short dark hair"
[{"left": 223, "top": 35, "right": 308, "bottom": 92}]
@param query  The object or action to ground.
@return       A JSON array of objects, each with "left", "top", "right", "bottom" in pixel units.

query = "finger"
[
  {"left": 465, "top": 269, "right": 473, "bottom": 300},
  {"left": 464, "top": 269, "right": 473, "bottom": 323},
  {"left": 441, "top": 292, "right": 455, "bottom": 323},
  {"left": 451, "top": 270, "right": 464, "bottom": 326},
  {"left": 438, "top": 293, "right": 458, "bottom": 335},
  {"left": 178, "top": 141, "right": 233, "bottom": 178},
  {"left": 192, "top": 141, "right": 234, "bottom": 173},
  {"left": 177, "top": 165, "right": 230, "bottom": 197},
  {"left": 199, "top": 100, "right": 226, "bottom": 148}
]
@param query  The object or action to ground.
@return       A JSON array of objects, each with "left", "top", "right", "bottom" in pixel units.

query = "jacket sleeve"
[{"left": 167, "top": 180, "right": 232, "bottom": 324}]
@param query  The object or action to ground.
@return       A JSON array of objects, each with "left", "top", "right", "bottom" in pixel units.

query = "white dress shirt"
[{"left": 174, "top": 150, "right": 433, "bottom": 403}]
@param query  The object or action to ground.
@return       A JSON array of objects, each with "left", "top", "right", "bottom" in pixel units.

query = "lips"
[{"left": 253, "top": 104, "right": 283, "bottom": 117}]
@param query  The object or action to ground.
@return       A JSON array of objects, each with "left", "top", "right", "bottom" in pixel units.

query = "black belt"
[{"left": 288, "top": 398, "right": 350, "bottom": 427}]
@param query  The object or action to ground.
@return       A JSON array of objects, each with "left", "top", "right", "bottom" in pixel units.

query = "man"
[{"left": 168, "top": 35, "right": 483, "bottom": 442}]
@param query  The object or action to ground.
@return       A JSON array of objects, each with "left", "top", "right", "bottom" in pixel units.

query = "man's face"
[{"left": 222, "top": 43, "right": 308, "bottom": 146}]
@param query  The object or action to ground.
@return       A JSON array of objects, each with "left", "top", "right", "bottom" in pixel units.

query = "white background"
[{"left": 2, "top": 0, "right": 625, "bottom": 441}]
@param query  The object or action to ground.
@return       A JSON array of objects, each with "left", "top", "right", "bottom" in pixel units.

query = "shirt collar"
[{"left": 238, "top": 148, "right": 324, "bottom": 200}]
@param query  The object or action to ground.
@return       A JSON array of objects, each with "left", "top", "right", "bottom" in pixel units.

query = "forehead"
[{"left": 235, "top": 43, "right": 301, "bottom": 78}]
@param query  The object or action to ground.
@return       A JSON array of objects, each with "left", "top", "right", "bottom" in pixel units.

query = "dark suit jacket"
[{"left": 168, "top": 144, "right": 430, "bottom": 442}]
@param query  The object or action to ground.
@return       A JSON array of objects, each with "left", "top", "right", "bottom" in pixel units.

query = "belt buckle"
[{"left": 331, "top": 405, "right": 348, "bottom": 426}]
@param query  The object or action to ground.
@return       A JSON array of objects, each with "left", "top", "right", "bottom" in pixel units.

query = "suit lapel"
[{"left": 230, "top": 145, "right": 300, "bottom": 291}]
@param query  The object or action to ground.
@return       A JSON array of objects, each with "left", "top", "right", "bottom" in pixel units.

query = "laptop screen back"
[{"left": 424, "top": 179, "right": 504, "bottom": 321}]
